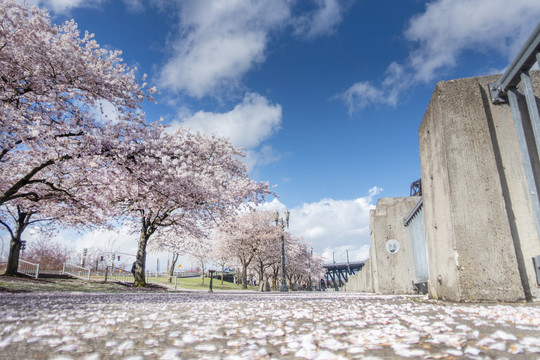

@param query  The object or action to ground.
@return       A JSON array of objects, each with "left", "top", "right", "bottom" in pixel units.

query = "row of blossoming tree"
[
  {"left": 0, "top": 0, "right": 273, "bottom": 286},
  {"left": 155, "top": 210, "right": 325, "bottom": 290},
  {"left": 217, "top": 210, "right": 325, "bottom": 290}
]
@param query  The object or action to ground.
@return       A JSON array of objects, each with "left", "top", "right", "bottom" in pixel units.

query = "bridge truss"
[{"left": 322, "top": 261, "right": 365, "bottom": 290}]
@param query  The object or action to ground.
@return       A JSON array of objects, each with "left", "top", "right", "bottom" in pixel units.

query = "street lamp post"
[
  {"left": 308, "top": 246, "right": 313, "bottom": 291},
  {"left": 274, "top": 210, "right": 290, "bottom": 292}
]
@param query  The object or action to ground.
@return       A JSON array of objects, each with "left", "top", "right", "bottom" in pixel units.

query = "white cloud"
[
  {"left": 166, "top": 93, "right": 282, "bottom": 169},
  {"left": 339, "top": 0, "right": 540, "bottom": 113},
  {"left": 170, "top": 93, "right": 282, "bottom": 149},
  {"left": 158, "top": 0, "right": 291, "bottom": 98},
  {"left": 158, "top": 0, "right": 351, "bottom": 98},
  {"left": 321, "top": 244, "right": 370, "bottom": 264},
  {"left": 404, "top": 0, "right": 540, "bottom": 83},
  {"left": 71, "top": 227, "right": 138, "bottom": 256},
  {"left": 243, "top": 145, "right": 283, "bottom": 169},
  {"left": 337, "top": 81, "right": 391, "bottom": 115},
  {"left": 294, "top": 0, "right": 347, "bottom": 39},
  {"left": 123, "top": 0, "right": 144, "bottom": 13},
  {"left": 259, "top": 186, "right": 382, "bottom": 263}
]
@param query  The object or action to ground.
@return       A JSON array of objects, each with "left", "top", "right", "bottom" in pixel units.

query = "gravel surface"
[{"left": 0, "top": 291, "right": 539, "bottom": 359}]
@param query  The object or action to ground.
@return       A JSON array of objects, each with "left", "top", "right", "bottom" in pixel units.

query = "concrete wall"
[
  {"left": 342, "top": 259, "right": 373, "bottom": 292},
  {"left": 419, "top": 73, "right": 540, "bottom": 302},
  {"left": 369, "top": 197, "right": 419, "bottom": 294}
]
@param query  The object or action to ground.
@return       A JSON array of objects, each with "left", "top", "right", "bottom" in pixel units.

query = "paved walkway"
[{"left": 0, "top": 291, "right": 539, "bottom": 359}]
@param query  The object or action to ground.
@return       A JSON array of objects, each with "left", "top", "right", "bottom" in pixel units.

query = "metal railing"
[
  {"left": 100, "top": 269, "right": 181, "bottom": 290},
  {"left": 489, "top": 21, "right": 540, "bottom": 245},
  {"left": 18, "top": 259, "right": 40, "bottom": 279},
  {"left": 104, "top": 266, "right": 134, "bottom": 283},
  {"left": 174, "top": 271, "right": 202, "bottom": 278},
  {"left": 63, "top": 262, "right": 91, "bottom": 280}
]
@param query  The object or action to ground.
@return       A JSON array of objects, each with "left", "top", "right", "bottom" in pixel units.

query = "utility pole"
[{"left": 346, "top": 249, "right": 350, "bottom": 275}]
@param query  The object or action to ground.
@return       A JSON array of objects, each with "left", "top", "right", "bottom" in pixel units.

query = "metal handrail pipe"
[
  {"left": 404, "top": 196, "right": 424, "bottom": 226},
  {"left": 490, "top": 21, "right": 540, "bottom": 102}
]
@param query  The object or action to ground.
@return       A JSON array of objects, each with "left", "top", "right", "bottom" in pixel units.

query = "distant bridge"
[{"left": 322, "top": 261, "right": 365, "bottom": 289}]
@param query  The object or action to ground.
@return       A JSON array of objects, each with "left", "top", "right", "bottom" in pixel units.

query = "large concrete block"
[
  {"left": 419, "top": 73, "right": 540, "bottom": 302},
  {"left": 342, "top": 259, "right": 373, "bottom": 292},
  {"left": 369, "top": 197, "right": 418, "bottom": 294}
]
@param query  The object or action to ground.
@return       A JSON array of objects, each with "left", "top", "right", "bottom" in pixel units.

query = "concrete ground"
[{"left": 0, "top": 291, "right": 539, "bottom": 359}]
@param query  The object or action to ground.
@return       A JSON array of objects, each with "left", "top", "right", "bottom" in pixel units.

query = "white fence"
[
  {"left": 18, "top": 259, "right": 40, "bottom": 279},
  {"left": 63, "top": 262, "right": 91, "bottom": 280}
]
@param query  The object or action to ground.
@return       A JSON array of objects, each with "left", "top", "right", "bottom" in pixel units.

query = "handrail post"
[{"left": 35, "top": 263, "right": 40, "bottom": 279}]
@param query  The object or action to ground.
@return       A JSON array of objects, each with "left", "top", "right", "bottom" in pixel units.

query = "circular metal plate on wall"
[{"left": 385, "top": 239, "right": 400, "bottom": 254}]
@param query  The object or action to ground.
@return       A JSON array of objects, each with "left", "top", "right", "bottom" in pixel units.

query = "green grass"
[
  {"left": 0, "top": 274, "right": 258, "bottom": 293},
  {"left": 150, "top": 275, "right": 258, "bottom": 291}
]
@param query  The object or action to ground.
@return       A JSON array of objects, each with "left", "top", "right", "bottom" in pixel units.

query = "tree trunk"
[
  {"left": 168, "top": 253, "right": 179, "bottom": 283},
  {"left": 4, "top": 209, "right": 31, "bottom": 276},
  {"left": 221, "top": 264, "right": 224, "bottom": 285},
  {"left": 258, "top": 261, "right": 264, "bottom": 291},
  {"left": 241, "top": 263, "right": 249, "bottom": 289},
  {"left": 134, "top": 224, "right": 150, "bottom": 287},
  {"left": 200, "top": 260, "right": 205, "bottom": 285},
  {"left": 5, "top": 237, "right": 22, "bottom": 276},
  {"left": 272, "top": 267, "right": 279, "bottom": 290},
  {"left": 287, "top": 274, "right": 293, "bottom": 290}
]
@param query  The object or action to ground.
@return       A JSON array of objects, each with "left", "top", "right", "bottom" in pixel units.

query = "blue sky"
[{"left": 10, "top": 0, "right": 540, "bottom": 267}]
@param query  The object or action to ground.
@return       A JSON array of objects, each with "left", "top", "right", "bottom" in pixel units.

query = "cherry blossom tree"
[
  {"left": 0, "top": 0, "right": 155, "bottom": 273},
  {"left": 284, "top": 239, "right": 311, "bottom": 289},
  {"left": 188, "top": 238, "right": 212, "bottom": 285},
  {"left": 114, "top": 127, "right": 271, "bottom": 287},
  {"left": 210, "top": 234, "right": 235, "bottom": 285},
  {"left": 309, "top": 253, "right": 325, "bottom": 289},
  {"left": 280, "top": 240, "right": 325, "bottom": 290},
  {"left": 0, "top": 205, "right": 46, "bottom": 275},
  {"left": 250, "top": 228, "right": 282, "bottom": 290},
  {"left": 214, "top": 210, "right": 279, "bottom": 289},
  {"left": 149, "top": 227, "right": 205, "bottom": 282},
  {"left": 1, "top": 0, "right": 155, "bottom": 204},
  {"left": 0, "top": 186, "right": 105, "bottom": 275}
]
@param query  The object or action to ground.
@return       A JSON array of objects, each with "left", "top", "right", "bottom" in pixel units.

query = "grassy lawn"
[
  {"left": 150, "top": 275, "right": 258, "bottom": 291},
  {"left": 0, "top": 273, "right": 258, "bottom": 293}
]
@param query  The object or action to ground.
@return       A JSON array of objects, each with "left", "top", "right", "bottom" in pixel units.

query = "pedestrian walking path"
[{"left": 0, "top": 292, "right": 538, "bottom": 359}]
